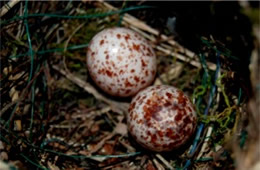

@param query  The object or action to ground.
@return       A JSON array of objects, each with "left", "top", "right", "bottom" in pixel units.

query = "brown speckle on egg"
[{"left": 127, "top": 85, "right": 197, "bottom": 152}]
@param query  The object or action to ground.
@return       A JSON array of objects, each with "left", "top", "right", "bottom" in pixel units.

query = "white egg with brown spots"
[
  {"left": 87, "top": 27, "right": 157, "bottom": 97},
  {"left": 127, "top": 85, "right": 197, "bottom": 152}
]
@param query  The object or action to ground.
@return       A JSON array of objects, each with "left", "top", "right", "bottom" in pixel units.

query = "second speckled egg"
[
  {"left": 86, "top": 27, "right": 157, "bottom": 97},
  {"left": 127, "top": 85, "right": 197, "bottom": 152}
]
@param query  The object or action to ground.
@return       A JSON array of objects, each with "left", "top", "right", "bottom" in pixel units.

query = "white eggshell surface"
[{"left": 87, "top": 27, "right": 156, "bottom": 97}]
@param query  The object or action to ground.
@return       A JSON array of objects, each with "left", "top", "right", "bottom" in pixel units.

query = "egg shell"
[
  {"left": 87, "top": 27, "right": 157, "bottom": 97},
  {"left": 127, "top": 85, "right": 197, "bottom": 152}
]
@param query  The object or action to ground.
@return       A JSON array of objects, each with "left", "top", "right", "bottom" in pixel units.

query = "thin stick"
[
  {"left": 197, "top": 126, "right": 213, "bottom": 159},
  {"left": 0, "top": 0, "right": 20, "bottom": 17},
  {"left": 152, "top": 158, "right": 165, "bottom": 170},
  {"left": 155, "top": 154, "right": 174, "bottom": 170}
]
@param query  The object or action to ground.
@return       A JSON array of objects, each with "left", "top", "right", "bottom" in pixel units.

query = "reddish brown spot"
[
  {"left": 125, "top": 64, "right": 128, "bottom": 68},
  {"left": 105, "top": 61, "right": 109, "bottom": 64},
  {"left": 117, "top": 34, "right": 121, "bottom": 39},
  {"left": 141, "top": 80, "right": 146, "bottom": 84},
  {"left": 183, "top": 116, "right": 192, "bottom": 124},
  {"left": 147, "top": 121, "right": 152, "bottom": 127},
  {"left": 137, "top": 119, "right": 143, "bottom": 124},
  {"left": 129, "top": 102, "right": 136, "bottom": 111},
  {"left": 131, "top": 69, "right": 135, "bottom": 73},
  {"left": 119, "top": 70, "right": 124, "bottom": 74},
  {"left": 98, "top": 69, "right": 103, "bottom": 74},
  {"left": 166, "top": 92, "right": 173, "bottom": 99},
  {"left": 100, "top": 40, "right": 104, "bottom": 45},
  {"left": 187, "top": 106, "right": 192, "bottom": 112},
  {"left": 136, "top": 95, "right": 141, "bottom": 101},
  {"left": 106, "top": 70, "right": 113, "bottom": 77},
  {"left": 145, "top": 70, "right": 149, "bottom": 76},
  {"left": 141, "top": 59, "right": 147, "bottom": 67},
  {"left": 166, "top": 128, "right": 176, "bottom": 139},
  {"left": 124, "top": 79, "right": 133, "bottom": 87},
  {"left": 126, "top": 89, "right": 131, "bottom": 94},
  {"left": 175, "top": 113, "right": 183, "bottom": 122},
  {"left": 151, "top": 134, "right": 157, "bottom": 144},
  {"left": 134, "top": 76, "right": 140, "bottom": 82},
  {"left": 106, "top": 55, "right": 109, "bottom": 59},
  {"left": 141, "top": 95, "right": 147, "bottom": 100},
  {"left": 158, "top": 130, "right": 164, "bottom": 138},
  {"left": 108, "top": 87, "right": 112, "bottom": 91},
  {"left": 104, "top": 51, "right": 108, "bottom": 54},
  {"left": 132, "top": 43, "right": 140, "bottom": 52},
  {"left": 177, "top": 91, "right": 188, "bottom": 107},
  {"left": 164, "top": 100, "right": 172, "bottom": 107},
  {"left": 133, "top": 114, "right": 138, "bottom": 120},
  {"left": 152, "top": 70, "right": 155, "bottom": 75},
  {"left": 91, "top": 52, "right": 95, "bottom": 56},
  {"left": 124, "top": 34, "right": 131, "bottom": 42}
]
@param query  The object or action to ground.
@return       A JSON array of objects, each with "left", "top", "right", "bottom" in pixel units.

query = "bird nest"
[{"left": 1, "top": 1, "right": 259, "bottom": 170}]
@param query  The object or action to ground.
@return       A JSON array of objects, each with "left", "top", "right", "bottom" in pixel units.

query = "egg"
[
  {"left": 86, "top": 27, "right": 157, "bottom": 97},
  {"left": 127, "top": 85, "right": 197, "bottom": 152}
]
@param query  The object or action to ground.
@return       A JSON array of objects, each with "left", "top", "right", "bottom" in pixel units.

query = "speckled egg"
[
  {"left": 127, "top": 85, "right": 197, "bottom": 152},
  {"left": 86, "top": 27, "right": 156, "bottom": 97}
]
